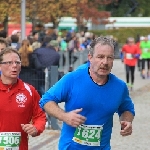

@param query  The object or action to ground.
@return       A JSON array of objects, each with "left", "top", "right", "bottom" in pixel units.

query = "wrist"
[{"left": 32, "top": 126, "right": 38, "bottom": 137}]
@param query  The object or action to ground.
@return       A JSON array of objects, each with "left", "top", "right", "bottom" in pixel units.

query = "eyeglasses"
[{"left": 0, "top": 61, "right": 21, "bottom": 66}]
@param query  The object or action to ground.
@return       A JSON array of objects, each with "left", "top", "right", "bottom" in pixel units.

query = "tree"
[
  {"left": 104, "top": 0, "right": 150, "bottom": 17},
  {"left": 26, "top": 0, "right": 116, "bottom": 30},
  {"left": 0, "top": 0, "right": 118, "bottom": 31},
  {"left": 73, "top": 0, "right": 115, "bottom": 31},
  {"left": 0, "top": 0, "right": 21, "bottom": 30},
  {"left": 0, "top": 1, "right": 8, "bottom": 23}
]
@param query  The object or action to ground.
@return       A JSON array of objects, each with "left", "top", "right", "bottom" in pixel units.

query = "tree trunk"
[{"left": 3, "top": 16, "right": 8, "bottom": 32}]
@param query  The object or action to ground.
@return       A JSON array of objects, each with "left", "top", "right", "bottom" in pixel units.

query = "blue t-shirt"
[
  {"left": 39, "top": 67, "right": 135, "bottom": 150},
  {"left": 76, "top": 61, "right": 90, "bottom": 70}
]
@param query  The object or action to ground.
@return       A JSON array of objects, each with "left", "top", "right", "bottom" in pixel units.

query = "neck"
[
  {"left": 1, "top": 76, "right": 17, "bottom": 85},
  {"left": 89, "top": 69, "right": 108, "bottom": 85}
]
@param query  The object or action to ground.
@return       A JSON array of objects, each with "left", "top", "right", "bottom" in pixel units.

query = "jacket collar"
[{"left": 0, "top": 78, "right": 24, "bottom": 91}]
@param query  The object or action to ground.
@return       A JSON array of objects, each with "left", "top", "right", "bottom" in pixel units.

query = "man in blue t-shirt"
[{"left": 39, "top": 36, "right": 135, "bottom": 150}]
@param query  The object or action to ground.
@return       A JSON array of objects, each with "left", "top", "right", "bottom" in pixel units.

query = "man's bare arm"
[
  {"left": 44, "top": 101, "right": 86, "bottom": 127},
  {"left": 44, "top": 101, "right": 66, "bottom": 121}
]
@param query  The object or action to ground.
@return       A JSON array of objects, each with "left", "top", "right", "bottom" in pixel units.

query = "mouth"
[
  {"left": 11, "top": 71, "right": 18, "bottom": 74},
  {"left": 99, "top": 68, "right": 108, "bottom": 71}
]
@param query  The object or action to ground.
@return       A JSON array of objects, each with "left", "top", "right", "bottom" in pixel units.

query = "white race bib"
[
  {"left": 143, "top": 48, "right": 148, "bottom": 53},
  {"left": 126, "top": 53, "right": 133, "bottom": 59},
  {"left": 0, "top": 132, "right": 21, "bottom": 150},
  {"left": 72, "top": 124, "right": 103, "bottom": 146}
]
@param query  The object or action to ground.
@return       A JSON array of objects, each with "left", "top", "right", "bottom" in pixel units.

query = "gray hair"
[{"left": 89, "top": 36, "right": 116, "bottom": 55}]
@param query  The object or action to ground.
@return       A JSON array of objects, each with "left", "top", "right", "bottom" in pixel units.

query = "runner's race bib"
[
  {"left": 72, "top": 124, "right": 103, "bottom": 146},
  {"left": 126, "top": 53, "right": 133, "bottom": 59},
  {"left": 0, "top": 132, "right": 21, "bottom": 150},
  {"left": 143, "top": 48, "right": 148, "bottom": 53}
]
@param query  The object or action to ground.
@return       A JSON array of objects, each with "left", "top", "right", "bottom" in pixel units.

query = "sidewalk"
[{"left": 29, "top": 60, "right": 150, "bottom": 150}]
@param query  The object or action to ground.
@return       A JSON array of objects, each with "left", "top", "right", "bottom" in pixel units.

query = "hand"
[
  {"left": 21, "top": 124, "right": 38, "bottom": 137},
  {"left": 64, "top": 108, "right": 86, "bottom": 127},
  {"left": 120, "top": 121, "right": 132, "bottom": 136}
]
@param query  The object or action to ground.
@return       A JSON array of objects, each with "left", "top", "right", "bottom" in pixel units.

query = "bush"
[{"left": 90, "top": 27, "right": 150, "bottom": 43}]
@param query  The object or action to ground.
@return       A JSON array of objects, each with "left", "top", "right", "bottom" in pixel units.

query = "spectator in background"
[
  {"left": 11, "top": 30, "right": 21, "bottom": 49},
  {"left": 41, "top": 29, "right": 52, "bottom": 47},
  {"left": 31, "top": 31, "right": 41, "bottom": 51},
  {"left": 66, "top": 30, "right": 72, "bottom": 42},
  {"left": 38, "top": 26, "right": 46, "bottom": 43},
  {"left": 50, "top": 29, "right": 58, "bottom": 40},
  {"left": 60, "top": 37, "right": 67, "bottom": 66},
  {"left": 79, "top": 37, "right": 86, "bottom": 51},
  {"left": 68, "top": 37, "right": 74, "bottom": 71},
  {"left": 32, "top": 40, "right": 61, "bottom": 130},
  {"left": 32, "top": 42, "right": 41, "bottom": 51},
  {"left": 68, "top": 36, "right": 79, "bottom": 71},
  {"left": 0, "top": 30, "right": 7, "bottom": 38},
  {"left": 19, "top": 39, "right": 39, "bottom": 91},
  {"left": 32, "top": 40, "right": 60, "bottom": 69},
  {"left": 10, "top": 34, "right": 20, "bottom": 50},
  {"left": 31, "top": 40, "right": 60, "bottom": 96},
  {"left": 122, "top": 37, "right": 141, "bottom": 90},
  {"left": 27, "top": 30, "right": 34, "bottom": 45},
  {"left": 19, "top": 39, "right": 33, "bottom": 53},
  {"left": 0, "top": 38, "right": 7, "bottom": 52}
]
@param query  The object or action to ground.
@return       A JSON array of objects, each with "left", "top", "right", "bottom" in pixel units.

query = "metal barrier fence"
[
  {"left": 58, "top": 50, "right": 89, "bottom": 73},
  {"left": 58, "top": 48, "right": 120, "bottom": 73},
  {"left": 19, "top": 66, "right": 59, "bottom": 96}
]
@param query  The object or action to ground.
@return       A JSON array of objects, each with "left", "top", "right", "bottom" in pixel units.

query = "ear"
[{"left": 88, "top": 53, "right": 92, "bottom": 62}]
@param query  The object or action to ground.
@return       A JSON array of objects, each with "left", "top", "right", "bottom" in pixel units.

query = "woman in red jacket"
[{"left": 0, "top": 48, "right": 46, "bottom": 150}]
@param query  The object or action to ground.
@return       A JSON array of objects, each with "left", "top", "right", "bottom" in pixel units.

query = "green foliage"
[
  {"left": 90, "top": 27, "right": 150, "bottom": 43},
  {"left": 104, "top": 0, "right": 150, "bottom": 17}
]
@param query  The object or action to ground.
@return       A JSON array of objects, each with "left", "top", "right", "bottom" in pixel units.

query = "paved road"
[{"left": 29, "top": 59, "right": 150, "bottom": 150}]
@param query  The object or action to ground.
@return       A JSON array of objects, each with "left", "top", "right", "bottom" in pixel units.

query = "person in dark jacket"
[
  {"left": 31, "top": 40, "right": 60, "bottom": 96},
  {"left": 31, "top": 40, "right": 61, "bottom": 130},
  {"left": 32, "top": 40, "right": 60, "bottom": 68}
]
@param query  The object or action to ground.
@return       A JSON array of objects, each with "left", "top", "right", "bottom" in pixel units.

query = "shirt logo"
[{"left": 16, "top": 93, "right": 27, "bottom": 107}]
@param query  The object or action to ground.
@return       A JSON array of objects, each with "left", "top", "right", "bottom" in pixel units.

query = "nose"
[{"left": 102, "top": 57, "right": 108, "bottom": 64}]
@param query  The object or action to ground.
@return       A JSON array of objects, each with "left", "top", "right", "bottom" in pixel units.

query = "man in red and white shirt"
[{"left": 0, "top": 48, "right": 46, "bottom": 150}]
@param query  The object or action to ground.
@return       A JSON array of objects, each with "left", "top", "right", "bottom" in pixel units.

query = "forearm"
[
  {"left": 120, "top": 111, "right": 134, "bottom": 122},
  {"left": 44, "top": 101, "right": 66, "bottom": 122}
]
